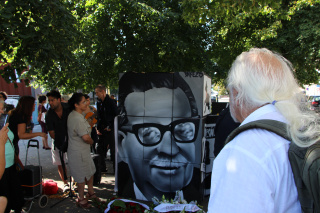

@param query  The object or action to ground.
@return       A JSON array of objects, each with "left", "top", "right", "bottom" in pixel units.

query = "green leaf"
[{"left": 112, "top": 200, "right": 126, "bottom": 208}]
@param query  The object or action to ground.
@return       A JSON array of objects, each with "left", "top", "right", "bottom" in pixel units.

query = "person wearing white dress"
[{"left": 67, "top": 93, "right": 98, "bottom": 209}]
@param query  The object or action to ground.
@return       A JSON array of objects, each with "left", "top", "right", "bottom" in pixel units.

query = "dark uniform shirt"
[
  {"left": 45, "top": 103, "right": 70, "bottom": 150},
  {"left": 96, "top": 95, "right": 117, "bottom": 132}
]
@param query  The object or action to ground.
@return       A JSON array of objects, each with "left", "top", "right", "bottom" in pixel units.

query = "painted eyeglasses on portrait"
[{"left": 121, "top": 117, "right": 200, "bottom": 146}]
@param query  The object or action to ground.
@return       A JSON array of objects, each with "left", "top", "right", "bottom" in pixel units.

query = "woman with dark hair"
[
  {"left": 38, "top": 95, "right": 50, "bottom": 149},
  {"left": 0, "top": 91, "right": 7, "bottom": 101},
  {"left": 9, "top": 96, "right": 47, "bottom": 156},
  {"left": 67, "top": 93, "right": 97, "bottom": 209}
]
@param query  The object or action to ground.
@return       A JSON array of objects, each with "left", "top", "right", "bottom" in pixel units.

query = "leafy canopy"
[{"left": 1, "top": 0, "right": 320, "bottom": 92}]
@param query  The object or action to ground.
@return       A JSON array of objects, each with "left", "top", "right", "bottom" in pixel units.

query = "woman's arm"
[
  {"left": 0, "top": 124, "right": 9, "bottom": 179},
  {"left": 17, "top": 123, "right": 47, "bottom": 139},
  {"left": 14, "top": 154, "right": 24, "bottom": 170},
  {"left": 81, "top": 134, "right": 93, "bottom": 145},
  {"left": 48, "top": 130, "right": 55, "bottom": 140}
]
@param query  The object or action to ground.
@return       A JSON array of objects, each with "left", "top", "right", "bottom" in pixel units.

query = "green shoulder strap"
[{"left": 225, "top": 119, "right": 291, "bottom": 145}]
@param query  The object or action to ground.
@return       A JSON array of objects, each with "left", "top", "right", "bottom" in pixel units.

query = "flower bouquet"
[
  {"left": 104, "top": 198, "right": 150, "bottom": 213},
  {"left": 95, "top": 191, "right": 205, "bottom": 213},
  {"left": 145, "top": 191, "right": 205, "bottom": 213}
]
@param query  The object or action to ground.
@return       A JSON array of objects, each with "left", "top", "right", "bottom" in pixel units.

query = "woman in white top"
[{"left": 67, "top": 93, "right": 99, "bottom": 209}]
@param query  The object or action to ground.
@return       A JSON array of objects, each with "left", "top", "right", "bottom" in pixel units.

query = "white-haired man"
[{"left": 207, "top": 48, "right": 319, "bottom": 212}]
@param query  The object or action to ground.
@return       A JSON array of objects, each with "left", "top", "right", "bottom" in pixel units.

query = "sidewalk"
[{"left": 18, "top": 125, "right": 209, "bottom": 212}]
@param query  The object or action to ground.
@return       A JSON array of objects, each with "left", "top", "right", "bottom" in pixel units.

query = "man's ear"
[
  {"left": 232, "top": 89, "right": 240, "bottom": 107},
  {"left": 117, "top": 131, "right": 128, "bottom": 163}
]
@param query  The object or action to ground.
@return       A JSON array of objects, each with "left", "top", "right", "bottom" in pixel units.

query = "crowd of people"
[
  {"left": 0, "top": 86, "right": 117, "bottom": 211},
  {"left": 0, "top": 47, "right": 317, "bottom": 212}
]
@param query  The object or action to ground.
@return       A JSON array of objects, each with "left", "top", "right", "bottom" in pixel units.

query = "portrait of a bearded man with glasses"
[{"left": 117, "top": 72, "right": 204, "bottom": 202}]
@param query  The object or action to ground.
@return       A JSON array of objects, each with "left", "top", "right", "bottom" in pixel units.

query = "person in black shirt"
[
  {"left": 46, "top": 90, "right": 70, "bottom": 191},
  {"left": 9, "top": 96, "right": 47, "bottom": 157},
  {"left": 213, "top": 105, "right": 240, "bottom": 157},
  {"left": 95, "top": 85, "right": 117, "bottom": 172}
]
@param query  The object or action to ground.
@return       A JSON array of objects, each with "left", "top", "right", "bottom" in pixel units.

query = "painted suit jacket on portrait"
[{"left": 117, "top": 161, "right": 203, "bottom": 202}]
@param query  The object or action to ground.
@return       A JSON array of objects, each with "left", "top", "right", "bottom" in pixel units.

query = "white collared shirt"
[{"left": 208, "top": 104, "right": 301, "bottom": 213}]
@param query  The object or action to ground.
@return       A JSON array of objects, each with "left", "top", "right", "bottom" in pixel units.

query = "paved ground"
[{"left": 18, "top": 125, "right": 209, "bottom": 213}]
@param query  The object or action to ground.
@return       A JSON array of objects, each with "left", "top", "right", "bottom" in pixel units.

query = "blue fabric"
[{"left": 5, "top": 129, "right": 15, "bottom": 168}]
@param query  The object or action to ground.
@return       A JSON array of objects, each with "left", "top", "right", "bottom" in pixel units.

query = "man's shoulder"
[
  {"left": 61, "top": 102, "right": 69, "bottom": 109},
  {"left": 103, "top": 96, "right": 110, "bottom": 103},
  {"left": 45, "top": 109, "right": 56, "bottom": 127},
  {"left": 225, "top": 126, "right": 290, "bottom": 168},
  {"left": 105, "top": 96, "right": 117, "bottom": 108},
  {"left": 61, "top": 102, "right": 71, "bottom": 115},
  {"left": 46, "top": 108, "right": 56, "bottom": 117},
  {"left": 96, "top": 99, "right": 102, "bottom": 107},
  {"left": 47, "top": 107, "right": 54, "bottom": 114},
  {"left": 104, "top": 95, "right": 113, "bottom": 103},
  {"left": 232, "top": 126, "right": 289, "bottom": 145}
]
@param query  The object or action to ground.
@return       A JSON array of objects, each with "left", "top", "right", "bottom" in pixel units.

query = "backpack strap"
[{"left": 225, "top": 119, "right": 291, "bottom": 145}]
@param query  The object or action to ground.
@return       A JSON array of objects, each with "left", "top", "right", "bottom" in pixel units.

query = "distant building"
[
  {"left": 1, "top": 63, "right": 42, "bottom": 124},
  {"left": 0, "top": 63, "right": 42, "bottom": 97}
]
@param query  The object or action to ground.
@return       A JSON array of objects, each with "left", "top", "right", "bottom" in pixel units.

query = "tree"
[
  {"left": 181, "top": 0, "right": 320, "bottom": 84},
  {"left": 213, "top": 80, "right": 227, "bottom": 96},
  {"left": 72, "top": 0, "right": 214, "bottom": 91},
  {"left": 1, "top": 0, "right": 214, "bottom": 92},
  {"left": 0, "top": 0, "right": 81, "bottom": 92},
  {"left": 2, "top": 0, "right": 319, "bottom": 91},
  {"left": 258, "top": 3, "right": 320, "bottom": 85}
]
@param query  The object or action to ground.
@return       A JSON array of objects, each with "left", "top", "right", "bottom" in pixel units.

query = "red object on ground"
[{"left": 42, "top": 179, "right": 58, "bottom": 195}]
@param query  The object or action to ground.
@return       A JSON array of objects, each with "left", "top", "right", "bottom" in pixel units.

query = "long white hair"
[{"left": 227, "top": 48, "right": 320, "bottom": 147}]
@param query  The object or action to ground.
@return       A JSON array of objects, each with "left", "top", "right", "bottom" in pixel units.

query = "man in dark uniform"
[{"left": 95, "top": 85, "right": 118, "bottom": 172}]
